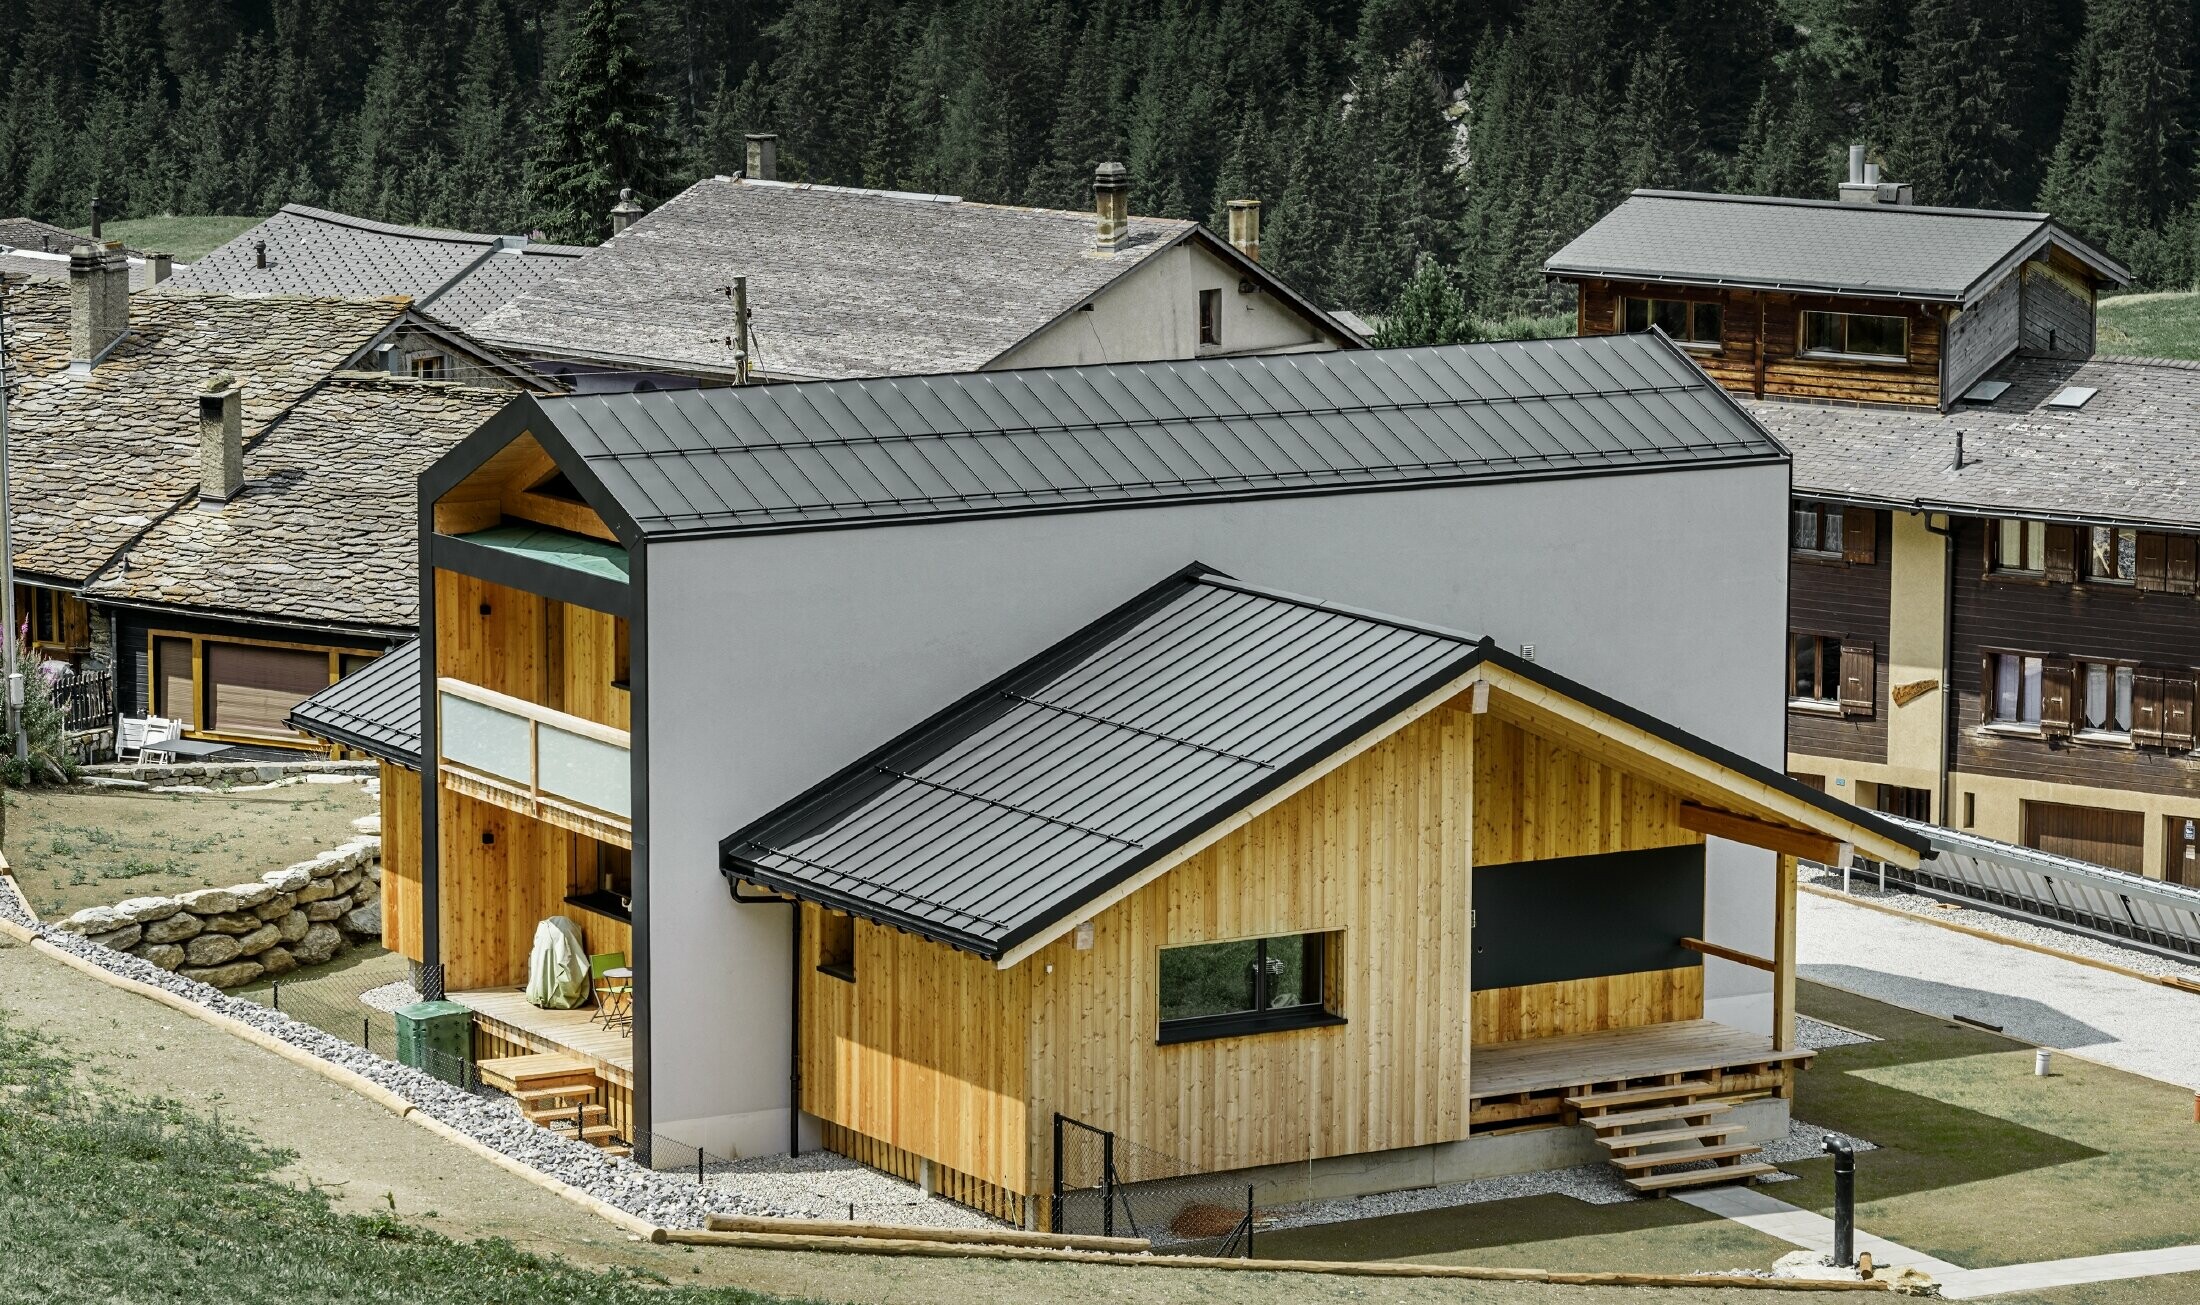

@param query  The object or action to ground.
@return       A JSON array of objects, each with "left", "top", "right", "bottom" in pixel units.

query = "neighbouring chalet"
[
  {"left": 467, "top": 142, "right": 1360, "bottom": 389},
  {"left": 1758, "top": 355, "right": 2200, "bottom": 884},
  {"left": 1545, "top": 157, "right": 2128, "bottom": 411},
  {"left": 288, "top": 332, "right": 1927, "bottom": 1214},
  {"left": 161, "top": 203, "right": 592, "bottom": 385},
  {"left": 2, "top": 253, "right": 531, "bottom": 755}
]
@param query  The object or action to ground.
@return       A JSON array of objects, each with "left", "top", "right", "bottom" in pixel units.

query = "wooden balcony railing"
[{"left": 437, "top": 677, "right": 631, "bottom": 835}]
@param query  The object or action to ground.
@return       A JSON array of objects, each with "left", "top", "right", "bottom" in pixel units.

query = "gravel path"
[
  {"left": 713, "top": 1151, "right": 1004, "bottom": 1229},
  {"left": 1799, "top": 889, "right": 2200, "bottom": 1090}
]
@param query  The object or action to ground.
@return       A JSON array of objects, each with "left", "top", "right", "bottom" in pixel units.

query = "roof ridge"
[
  {"left": 1629, "top": 189, "right": 2050, "bottom": 222},
  {"left": 274, "top": 203, "right": 507, "bottom": 245},
  {"left": 719, "top": 175, "right": 1193, "bottom": 227},
  {"left": 1189, "top": 575, "right": 1484, "bottom": 648}
]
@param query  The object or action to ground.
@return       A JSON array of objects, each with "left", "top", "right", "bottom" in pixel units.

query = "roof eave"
[{"left": 1543, "top": 263, "right": 1964, "bottom": 305}]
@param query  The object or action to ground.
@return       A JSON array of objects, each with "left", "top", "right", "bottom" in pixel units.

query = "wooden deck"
[
  {"left": 447, "top": 987, "right": 634, "bottom": 1085},
  {"left": 1467, "top": 1019, "right": 1812, "bottom": 1130}
]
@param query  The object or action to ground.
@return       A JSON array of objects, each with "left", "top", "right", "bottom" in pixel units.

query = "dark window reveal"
[
  {"left": 1802, "top": 310, "right": 1908, "bottom": 361},
  {"left": 817, "top": 912, "right": 855, "bottom": 982},
  {"left": 1623, "top": 297, "right": 1721, "bottom": 347},
  {"left": 1198, "top": 288, "right": 1222, "bottom": 347},
  {"left": 1790, "top": 634, "right": 1842, "bottom": 704},
  {"left": 1157, "top": 932, "right": 1339, "bottom": 1044}
]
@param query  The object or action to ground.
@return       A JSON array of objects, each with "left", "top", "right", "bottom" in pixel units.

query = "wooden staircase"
[
  {"left": 1568, "top": 1084, "right": 1776, "bottom": 1196},
  {"left": 479, "top": 1052, "right": 631, "bottom": 1158}
]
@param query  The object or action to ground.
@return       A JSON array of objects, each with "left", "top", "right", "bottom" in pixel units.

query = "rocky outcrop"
[{"left": 50, "top": 835, "right": 384, "bottom": 988}]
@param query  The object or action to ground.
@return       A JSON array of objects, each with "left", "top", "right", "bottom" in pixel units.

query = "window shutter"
[
  {"left": 1842, "top": 507, "right": 1878, "bottom": 564},
  {"left": 2138, "top": 533, "right": 2169, "bottom": 592},
  {"left": 2134, "top": 670, "right": 2167, "bottom": 747},
  {"left": 1839, "top": 642, "right": 1876, "bottom": 716},
  {"left": 2170, "top": 536, "right": 2198, "bottom": 595},
  {"left": 2043, "top": 525, "right": 2077, "bottom": 583},
  {"left": 2167, "top": 674, "right": 2197, "bottom": 752},
  {"left": 1979, "top": 654, "right": 1995, "bottom": 725},
  {"left": 2039, "top": 659, "right": 2076, "bottom": 737}
]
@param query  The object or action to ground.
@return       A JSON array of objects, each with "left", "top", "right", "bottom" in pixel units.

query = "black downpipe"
[
  {"left": 1825, "top": 1135, "right": 1856, "bottom": 1267},
  {"left": 789, "top": 902, "right": 802, "bottom": 1157}
]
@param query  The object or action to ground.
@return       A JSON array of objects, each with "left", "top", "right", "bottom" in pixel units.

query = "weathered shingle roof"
[
  {"left": 0, "top": 217, "right": 142, "bottom": 257},
  {"left": 417, "top": 243, "right": 589, "bottom": 327},
  {"left": 1546, "top": 191, "right": 2129, "bottom": 305},
  {"left": 0, "top": 280, "right": 408, "bottom": 584},
  {"left": 468, "top": 176, "right": 1216, "bottom": 380},
  {"left": 161, "top": 205, "right": 506, "bottom": 300},
  {"left": 1753, "top": 354, "right": 2200, "bottom": 529},
  {"left": 288, "top": 638, "right": 421, "bottom": 766},
  {"left": 0, "top": 249, "right": 158, "bottom": 290},
  {"left": 84, "top": 375, "right": 510, "bottom": 629},
  {"left": 722, "top": 567, "right": 1927, "bottom": 957},
  {"left": 520, "top": 332, "right": 1784, "bottom": 540}
]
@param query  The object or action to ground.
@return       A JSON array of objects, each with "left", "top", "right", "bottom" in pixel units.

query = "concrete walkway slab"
[
  {"left": 1673, "top": 1186, "right": 1966, "bottom": 1277},
  {"left": 1937, "top": 1244, "right": 2200, "bottom": 1298}
]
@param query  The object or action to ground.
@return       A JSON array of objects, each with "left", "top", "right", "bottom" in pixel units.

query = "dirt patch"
[{"left": 1, "top": 781, "right": 376, "bottom": 918}]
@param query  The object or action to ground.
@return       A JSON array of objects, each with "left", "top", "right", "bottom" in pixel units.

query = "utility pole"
[{"left": 0, "top": 274, "right": 22, "bottom": 762}]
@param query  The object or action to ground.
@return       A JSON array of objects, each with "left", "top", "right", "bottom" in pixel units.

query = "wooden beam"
[
  {"left": 1678, "top": 802, "right": 1842, "bottom": 865},
  {"left": 1680, "top": 936, "right": 1775, "bottom": 972},
  {"left": 1774, "top": 853, "right": 1798, "bottom": 1053},
  {"left": 703, "top": 1215, "right": 1149, "bottom": 1253}
]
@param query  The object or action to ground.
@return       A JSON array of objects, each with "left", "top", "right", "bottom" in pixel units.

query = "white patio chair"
[{"left": 133, "top": 717, "right": 183, "bottom": 763}]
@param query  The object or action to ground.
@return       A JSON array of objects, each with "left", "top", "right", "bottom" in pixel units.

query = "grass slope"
[
  {"left": 0, "top": 1011, "right": 795, "bottom": 1305},
  {"left": 2095, "top": 292, "right": 2200, "bottom": 362},
  {"left": 71, "top": 214, "right": 260, "bottom": 261}
]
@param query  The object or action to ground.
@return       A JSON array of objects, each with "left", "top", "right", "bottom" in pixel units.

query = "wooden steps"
[
  {"left": 1572, "top": 1081, "right": 1772, "bottom": 1197},
  {"left": 478, "top": 1051, "right": 629, "bottom": 1155}
]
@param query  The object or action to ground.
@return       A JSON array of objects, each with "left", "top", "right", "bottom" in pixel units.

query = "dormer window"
[
  {"left": 1802, "top": 310, "right": 1908, "bottom": 363},
  {"left": 1622, "top": 297, "right": 1721, "bottom": 349}
]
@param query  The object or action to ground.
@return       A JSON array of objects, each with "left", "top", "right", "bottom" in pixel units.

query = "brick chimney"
[
  {"left": 197, "top": 374, "right": 244, "bottom": 504},
  {"left": 609, "top": 188, "right": 644, "bottom": 235},
  {"left": 1226, "top": 198, "right": 1261, "bottom": 262},
  {"left": 68, "top": 242, "right": 130, "bottom": 371},
  {"left": 745, "top": 133, "right": 778, "bottom": 181},
  {"left": 1094, "top": 162, "right": 1130, "bottom": 250}
]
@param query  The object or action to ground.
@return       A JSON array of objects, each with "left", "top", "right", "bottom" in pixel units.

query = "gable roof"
[
  {"left": 466, "top": 176, "right": 1353, "bottom": 381},
  {"left": 83, "top": 374, "right": 511, "bottom": 631},
  {"left": 0, "top": 279, "right": 409, "bottom": 585},
  {"left": 160, "top": 205, "right": 512, "bottom": 300},
  {"left": 288, "top": 638, "right": 421, "bottom": 766},
  {"left": 0, "top": 247, "right": 159, "bottom": 290},
  {"left": 0, "top": 217, "right": 142, "bottom": 257},
  {"left": 1752, "top": 354, "right": 2200, "bottom": 530},
  {"left": 720, "top": 567, "right": 1928, "bottom": 960},
  {"left": 416, "top": 242, "right": 590, "bottom": 327},
  {"left": 1545, "top": 190, "right": 2129, "bottom": 306},
  {"left": 489, "top": 332, "right": 1785, "bottom": 541}
]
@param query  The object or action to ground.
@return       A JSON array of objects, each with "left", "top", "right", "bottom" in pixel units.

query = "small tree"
[
  {"left": 1372, "top": 256, "right": 1479, "bottom": 348},
  {"left": 3, "top": 652, "right": 77, "bottom": 788},
  {"left": 525, "top": 0, "right": 680, "bottom": 244}
]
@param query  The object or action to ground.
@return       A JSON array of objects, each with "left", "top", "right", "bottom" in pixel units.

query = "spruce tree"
[
  {"left": 526, "top": 0, "right": 679, "bottom": 242},
  {"left": 439, "top": 0, "right": 531, "bottom": 231},
  {"left": 1888, "top": 0, "right": 2022, "bottom": 208},
  {"left": 1371, "top": 255, "right": 1477, "bottom": 347},
  {"left": 2039, "top": 0, "right": 2194, "bottom": 274}
]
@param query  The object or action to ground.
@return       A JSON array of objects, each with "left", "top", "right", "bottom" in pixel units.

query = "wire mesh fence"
[{"left": 1053, "top": 1114, "right": 1260, "bottom": 1256}]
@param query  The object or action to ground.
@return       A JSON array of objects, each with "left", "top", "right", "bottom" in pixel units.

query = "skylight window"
[
  {"left": 1963, "top": 380, "right": 2011, "bottom": 403},
  {"left": 2047, "top": 386, "right": 2098, "bottom": 409}
]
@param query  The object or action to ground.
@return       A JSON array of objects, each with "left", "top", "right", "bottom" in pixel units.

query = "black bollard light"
[{"left": 1824, "top": 1134, "right": 1855, "bottom": 1268}]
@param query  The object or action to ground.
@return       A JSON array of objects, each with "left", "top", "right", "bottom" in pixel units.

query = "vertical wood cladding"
[
  {"left": 1787, "top": 514, "right": 1892, "bottom": 765},
  {"left": 2020, "top": 256, "right": 2096, "bottom": 359},
  {"left": 1575, "top": 281, "right": 1945, "bottom": 406},
  {"left": 380, "top": 762, "right": 425, "bottom": 963},
  {"left": 1951, "top": 517, "right": 2200, "bottom": 797}
]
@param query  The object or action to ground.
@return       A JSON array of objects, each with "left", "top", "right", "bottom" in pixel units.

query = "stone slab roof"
[
  {"left": 0, "top": 217, "right": 143, "bottom": 257},
  {"left": 85, "top": 375, "right": 508, "bottom": 630},
  {"left": 1547, "top": 191, "right": 2129, "bottom": 305},
  {"left": 0, "top": 279, "right": 407, "bottom": 586},
  {"left": 0, "top": 249, "right": 157, "bottom": 290},
  {"left": 469, "top": 177, "right": 1203, "bottom": 381},
  {"left": 159, "top": 205, "right": 505, "bottom": 301},
  {"left": 417, "top": 243, "right": 590, "bottom": 327},
  {"left": 1750, "top": 354, "right": 2200, "bottom": 529}
]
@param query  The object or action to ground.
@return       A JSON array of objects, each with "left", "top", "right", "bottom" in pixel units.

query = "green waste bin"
[{"left": 396, "top": 1000, "right": 473, "bottom": 1086}]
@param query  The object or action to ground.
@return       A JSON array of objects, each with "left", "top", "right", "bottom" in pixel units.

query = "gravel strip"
[
  {"left": 359, "top": 979, "right": 424, "bottom": 1014},
  {"left": 1796, "top": 1015, "right": 1880, "bottom": 1049},
  {"left": 1252, "top": 1119, "right": 1873, "bottom": 1232},
  {"left": 1802, "top": 868, "right": 2200, "bottom": 982},
  {"left": 709, "top": 1151, "right": 1006, "bottom": 1230},
  {"left": 0, "top": 874, "right": 35, "bottom": 928}
]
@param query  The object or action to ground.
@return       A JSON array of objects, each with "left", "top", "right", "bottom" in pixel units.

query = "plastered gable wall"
[{"left": 643, "top": 462, "right": 1790, "bottom": 1157}]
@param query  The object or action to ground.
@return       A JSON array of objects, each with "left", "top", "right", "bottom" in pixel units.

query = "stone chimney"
[
  {"left": 68, "top": 242, "right": 130, "bottom": 371},
  {"left": 1094, "top": 162, "right": 1130, "bottom": 250},
  {"left": 198, "top": 374, "right": 244, "bottom": 504},
  {"left": 745, "top": 133, "right": 778, "bottom": 181},
  {"left": 89, "top": 196, "right": 103, "bottom": 239},
  {"left": 609, "top": 188, "right": 644, "bottom": 235},
  {"left": 1839, "top": 146, "right": 1915, "bottom": 205},
  {"left": 1226, "top": 198, "right": 1261, "bottom": 262},
  {"left": 147, "top": 251, "right": 173, "bottom": 285}
]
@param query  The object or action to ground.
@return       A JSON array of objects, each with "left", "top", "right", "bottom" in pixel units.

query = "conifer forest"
[{"left": 3, "top": 0, "right": 2197, "bottom": 325}]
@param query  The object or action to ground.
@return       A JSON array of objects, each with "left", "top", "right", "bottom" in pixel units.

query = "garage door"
[{"left": 2021, "top": 800, "right": 2144, "bottom": 875}]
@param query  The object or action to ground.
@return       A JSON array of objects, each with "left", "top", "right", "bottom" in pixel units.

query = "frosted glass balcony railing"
[{"left": 437, "top": 678, "right": 631, "bottom": 821}]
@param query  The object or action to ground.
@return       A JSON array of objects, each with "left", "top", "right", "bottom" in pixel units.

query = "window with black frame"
[{"left": 1157, "top": 931, "right": 1341, "bottom": 1044}]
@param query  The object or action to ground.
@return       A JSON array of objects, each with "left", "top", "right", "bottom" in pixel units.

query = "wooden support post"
[{"left": 1773, "top": 853, "right": 1797, "bottom": 1052}]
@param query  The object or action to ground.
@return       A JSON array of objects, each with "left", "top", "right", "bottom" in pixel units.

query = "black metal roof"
[
  {"left": 286, "top": 639, "right": 421, "bottom": 767},
  {"left": 514, "top": 333, "right": 1784, "bottom": 540},
  {"left": 720, "top": 567, "right": 1928, "bottom": 959}
]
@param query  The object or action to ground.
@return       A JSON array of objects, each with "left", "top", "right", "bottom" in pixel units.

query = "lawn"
[
  {"left": 74, "top": 214, "right": 260, "bottom": 261},
  {"left": 1, "top": 781, "right": 376, "bottom": 919},
  {"left": 0, "top": 1006, "right": 797, "bottom": 1305},
  {"left": 2095, "top": 291, "right": 2200, "bottom": 362}
]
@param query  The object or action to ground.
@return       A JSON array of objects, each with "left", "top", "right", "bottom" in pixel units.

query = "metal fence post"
[
  {"left": 271, "top": 983, "right": 279, "bottom": 1012},
  {"left": 1101, "top": 1129, "right": 1116, "bottom": 1240},
  {"left": 1051, "top": 1113, "right": 1065, "bottom": 1234},
  {"left": 1825, "top": 1135, "right": 1855, "bottom": 1267},
  {"left": 1245, "top": 1185, "right": 1255, "bottom": 1258}
]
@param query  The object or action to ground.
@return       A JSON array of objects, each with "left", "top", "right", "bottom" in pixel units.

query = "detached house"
[
  {"left": 291, "top": 332, "right": 1925, "bottom": 1215},
  {"left": 468, "top": 142, "right": 1358, "bottom": 389},
  {"left": 1550, "top": 158, "right": 2200, "bottom": 884}
]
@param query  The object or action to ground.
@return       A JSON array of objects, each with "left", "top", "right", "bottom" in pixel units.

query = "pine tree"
[
  {"left": 1371, "top": 255, "right": 1477, "bottom": 346},
  {"left": 438, "top": 0, "right": 531, "bottom": 230},
  {"left": 1729, "top": 70, "right": 1835, "bottom": 198},
  {"left": 341, "top": 12, "right": 449, "bottom": 221},
  {"left": 1887, "top": 0, "right": 2022, "bottom": 208},
  {"left": 1611, "top": 33, "right": 1702, "bottom": 191},
  {"left": 526, "top": 0, "right": 679, "bottom": 242},
  {"left": 2038, "top": 0, "right": 2194, "bottom": 275}
]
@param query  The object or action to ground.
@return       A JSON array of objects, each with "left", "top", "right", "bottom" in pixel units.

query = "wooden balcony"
[{"left": 436, "top": 677, "right": 632, "bottom": 846}]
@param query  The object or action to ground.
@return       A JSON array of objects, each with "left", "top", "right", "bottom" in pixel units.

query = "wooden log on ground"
[{"left": 702, "top": 1214, "right": 1149, "bottom": 1252}]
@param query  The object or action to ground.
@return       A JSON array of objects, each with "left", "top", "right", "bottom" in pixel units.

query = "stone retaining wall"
[
  {"left": 50, "top": 837, "right": 384, "bottom": 987},
  {"left": 80, "top": 759, "right": 378, "bottom": 786}
]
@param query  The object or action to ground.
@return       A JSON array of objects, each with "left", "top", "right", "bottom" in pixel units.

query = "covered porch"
[
  {"left": 449, "top": 985, "right": 637, "bottom": 1141},
  {"left": 1468, "top": 1018, "right": 1814, "bottom": 1131}
]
